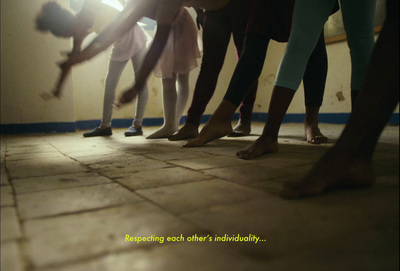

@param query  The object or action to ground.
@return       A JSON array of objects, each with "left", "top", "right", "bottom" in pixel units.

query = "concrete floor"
[{"left": 1, "top": 122, "right": 399, "bottom": 271}]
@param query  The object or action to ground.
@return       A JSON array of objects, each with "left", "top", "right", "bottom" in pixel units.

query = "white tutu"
[{"left": 154, "top": 8, "right": 201, "bottom": 79}]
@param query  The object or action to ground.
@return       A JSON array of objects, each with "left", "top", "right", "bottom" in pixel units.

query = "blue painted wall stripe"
[{"left": 1, "top": 113, "right": 398, "bottom": 134}]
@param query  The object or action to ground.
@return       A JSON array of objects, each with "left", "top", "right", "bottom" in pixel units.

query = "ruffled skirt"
[
  {"left": 154, "top": 8, "right": 201, "bottom": 79},
  {"left": 111, "top": 23, "right": 148, "bottom": 61}
]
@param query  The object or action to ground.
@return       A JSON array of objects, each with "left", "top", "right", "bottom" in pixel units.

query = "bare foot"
[
  {"left": 168, "top": 122, "right": 199, "bottom": 141},
  {"left": 280, "top": 150, "right": 375, "bottom": 199},
  {"left": 228, "top": 119, "right": 251, "bottom": 137},
  {"left": 236, "top": 136, "right": 279, "bottom": 160},
  {"left": 183, "top": 120, "right": 232, "bottom": 148},
  {"left": 147, "top": 125, "right": 177, "bottom": 139},
  {"left": 305, "top": 125, "right": 328, "bottom": 144}
]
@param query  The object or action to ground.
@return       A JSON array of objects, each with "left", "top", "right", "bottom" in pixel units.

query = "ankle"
[
  {"left": 238, "top": 119, "right": 251, "bottom": 125},
  {"left": 259, "top": 134, "right": 277, "bottom": 143}
]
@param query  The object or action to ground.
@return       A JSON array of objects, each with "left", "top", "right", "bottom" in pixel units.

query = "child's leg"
[
  {"left": 168, "top": 9, "right": 232, "bottom": 141},
  {"left": 230, "top": 2, "right": 259, "bottom": 136},
  {"left": 229, "top": 33, "right": 268, "bottom": 137},
  {"left": 130, "top": 46, "right": 149, "bottom": 128},
  {"left": 302, "top": 31, "right": 328, "bottom": 144},
  {"left": 176, "top": 73, "right": 190, "bottom": 128},
  {"left": 236, "top": 0, "right": 336, "bottom": 158},
  {"left": 101, "top": 59, "right": 129, "bottom": 128},
  {"left": 340, "top": 0, "right": 376, "bottom": 108},
  {"left": 275, "top": 0, "right": 336, "bottom": 91},
  {"left": 184, "top": 33, "right": 270, "bottom": 147},
  {"left": 147, "top": 74, "right": 178, "bottom": 139},
  {"left": 184, "top": 8, "right": 233, "bottom": 127},
  {"left": 281, "top": 2, "right": 399, "bottom": 198}
]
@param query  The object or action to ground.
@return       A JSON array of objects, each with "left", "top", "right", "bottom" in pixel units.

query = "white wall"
[
  {"left": 1, "top": 0, "right": 398, "bottom": 128},
  {"left": 1, "top": 0, "right": 76, "bottom": 124}
]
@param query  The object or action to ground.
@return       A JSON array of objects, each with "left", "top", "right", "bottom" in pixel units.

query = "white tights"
[
  {"left": 101, "top": 47, "right": 149, "bottom": 128},
  {"left": 147, "top": 73, "right": 190, "bottom": 139}
]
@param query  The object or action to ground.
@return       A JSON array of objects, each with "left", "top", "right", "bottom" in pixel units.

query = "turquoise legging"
[{"left": 275, "top": 0, "right": 376, "bottom": 91}]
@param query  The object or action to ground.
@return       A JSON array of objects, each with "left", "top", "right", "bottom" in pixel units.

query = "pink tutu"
[
  {"left": 154, "top": 8, "right": 201, "bottom": 79},
  {"left": 111, "top": 23, "right": 148, "bottom": 62}
]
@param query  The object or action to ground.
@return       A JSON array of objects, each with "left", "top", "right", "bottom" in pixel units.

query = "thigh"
[
  {"left": 130, "top": 46, "right": 146, "bottom": 74},
  {"left": 107, "top": 59, "right": 129, "bottom": 82},
  {"left": 202, "top": 9, "right": 232, "bottom": 62},
  {"left": 340, "top": 0, "right": 376, "bottom": 40},
  {"left": 290, "top": 0, "right": 336, "bottom": 43}
]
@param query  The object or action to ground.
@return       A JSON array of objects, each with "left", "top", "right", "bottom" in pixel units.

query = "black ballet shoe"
[
  {"left": 124, "top": 126, "right": 143, "bottom": 136},
  {"left": 83, "top": 127, "right": 112, "bottom": 137}
]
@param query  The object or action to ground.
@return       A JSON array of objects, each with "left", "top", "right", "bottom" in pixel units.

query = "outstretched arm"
[
  {"left": 40, "top": 61, "right": 72, "bottom": 100},
  {"left": 134, "top": 24, "right": 171, "bottom": 91},
  {"left": 67, "top": 0, "right": 157, "bottom": 66},
  {"left": 45, "top": 0, "right": 157, "bottom": 100}
]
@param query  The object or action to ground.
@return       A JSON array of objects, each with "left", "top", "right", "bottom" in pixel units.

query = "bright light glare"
[{"left": 101, "top": 0, "right": 124, "bottom": 11}]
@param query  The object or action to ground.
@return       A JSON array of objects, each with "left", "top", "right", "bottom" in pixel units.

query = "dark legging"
[
  {"left": 186, "top": 0, "right": 258, "bottom": 127},
  {"left": 224, "top": 29, "right": 328, "bottom": 108}
]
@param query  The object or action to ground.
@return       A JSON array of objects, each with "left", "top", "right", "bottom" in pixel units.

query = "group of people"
[{"left": 36, "top": 0, "right": 399, "bottom": 198}]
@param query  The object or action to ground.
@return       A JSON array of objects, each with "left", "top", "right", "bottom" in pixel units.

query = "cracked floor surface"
[{"left": 1, "top": 123, "right": 399, "bottom": 271}]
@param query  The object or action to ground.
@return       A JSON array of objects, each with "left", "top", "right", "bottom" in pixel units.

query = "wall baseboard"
[{"left": 1, "top": 113, "right": 398, "bottom": 135}]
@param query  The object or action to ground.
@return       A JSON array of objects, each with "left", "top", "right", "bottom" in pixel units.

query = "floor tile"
[
  {"left": 12, "top": 172, "right": 112, "bottom": 194},
  {"left": 40, "top": 242, "right": 269, "bottom": 271},
  {"left": 7, "top": 158, "right": 88, "bottom": 179},
  {"left": 17, "top": 183, "right": 142, "bottom": 220},
  {"left": 136, "top": 179, "right": 267, "bottom": 214},
  {"left": 1, "top": 186, "right": 15, "bottom": 206},
  {"left": 169, "top": 155, "right": 251, "bottom": 170},
  {"left": 0, "top": 123, "right": 398, "bottom": 271},
  {"left": 1, "top": 166, "right": 10, "bottom": 186},
  {"left": 88, "top": 156, "right": 171, "bottom": 178},
  {"left": 1, "top": 207, "right": 22, "bottom": 242},
  {"left": 23, "top": 202, "right": 200, "bottom": 268},
  {"left": 203, "top": 163, "right": 312, "bottom": 185},
  {"left": 116, "top": 166, "right": 213, "bottom": 190},
  {"left": 1, "top": 242, "right": 25, "bottom": 271}
]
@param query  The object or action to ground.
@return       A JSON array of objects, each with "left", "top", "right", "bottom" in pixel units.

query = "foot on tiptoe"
[
  {"left": 305, "top": 125, "right": 328, "bottom": 144},
  {"left": 124, "top": 125, "right": 143, "bottom": 137},
  {"left": 183, "top": 120, "right": 232, "bottom": 148},
  {"left": 280, "top": 151, "right": 375, "bottom": 199},
  {"left": 168, "top": 122, "right": 199, "bottom": 141},
  {"left": 146, "top": 125, "right": 177, "bottom": 139},
  {"left": 236, "top": 136, "right": 279, "bottom": 160},
  {"left": 228, "top": 119, "right": 251, "bottom": 137},
  {"left": 83, "top": 127, "right": 112, "bottom": 137}
]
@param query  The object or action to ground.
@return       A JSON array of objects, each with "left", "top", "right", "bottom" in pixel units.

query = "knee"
[{"left": 287, "top": 33, "right": 317, "bottom": 58}]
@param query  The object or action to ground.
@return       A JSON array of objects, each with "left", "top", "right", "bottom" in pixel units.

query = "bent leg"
[
  {"left": 176, "top": 73, "right": 190, "bottom": 127},
  {"left": 236, "top": 86, "right": 294, "bottom": 159},
  {"left": 147, "top": 75, "right": 179, "bottom": 139},
  {"left": 169, "top": 10, "right": 232, "bottom": 141},
  {"left": 184, "top": 100, "right": 236, "bottom": 147},
  {"left": 281, "top": 5, "right": 399, "bottom": 198},
  {"left": 275, "top": 0, "right": 335, "bottom": 90},
  {"left": 184, "top": 34, "right": 270, "bottom": 146},
  {"left": 230, "top": 33, "right": 266, "bottom": 137},
  {"left": 185, "top": 9, "right": 232, "bottom": 127},
  {"left": 303, "top": 31, "right": 328, "bottom": 144},
  {"left": 131, "top": 46, "right": 149, "bottom": 128},
  {"left": 101, "top": 59, "right": 128, "bottom": 128},
  {"left": 341, "top": 0, "right": 376, "bottom": 107}
]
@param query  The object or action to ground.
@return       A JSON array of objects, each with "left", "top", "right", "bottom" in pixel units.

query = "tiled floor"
[{"left": 1, "top": 122, "right": 399, "bottom": 271}]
